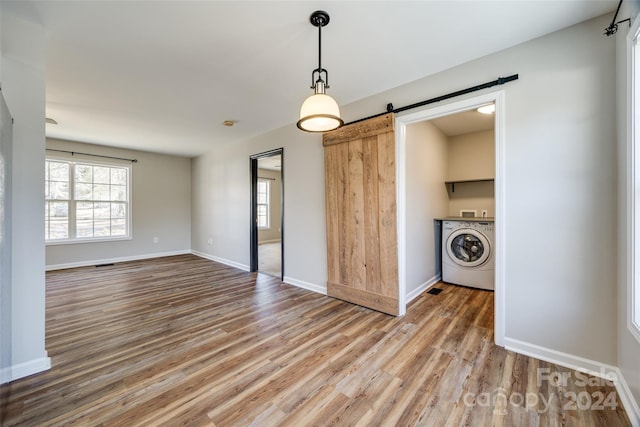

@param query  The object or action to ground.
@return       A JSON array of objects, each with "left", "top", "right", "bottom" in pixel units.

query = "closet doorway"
[
  {"left": 250, "top": 148, "right": 283, "bottom": 279},
  {"left": 396, "top": 91, "right": 505, "bottom": 345}
]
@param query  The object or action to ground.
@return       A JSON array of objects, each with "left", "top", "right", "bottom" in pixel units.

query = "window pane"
[
  {"left": 75, "top": 165, "right": 93, "bottom": 183},
  {"left": 49, "top": 221, "right": 69, "bottom": 239},
  {"left": 111, "top": 203, "right": 126, "bottom": 219},
  {"left": 111, "top": 219, "right": 126, "bottom": 236},
  {"left": 111, "top": 168, "right": 127, "bottom": 185},
  {"left": 93, "top": 184, "right": 111, "bottom": 201},
  {"left": 49, "top": 162, "right": 69, "bottom": 181},
  {"left": 76, "top": 220, "right": 94, "bottom": 238},
  {"left": 75, "top": 183, "right": 93, "bottom": 200},
  {"left": 48, "top": 201, "right": 69, "bottom": 239},
  {"left": 94, "top": 166, "right": 110, "bottom": 184},
  {"left": 50, "top": 181, "right": 69, "bottom": 200},
  {"left": 94, "top": 219, "right": 111, "bottom": 236},
  {"left": 257, "top": 202, "right": 268, "bottom": 228},
  {"left": 76, "top": 202, "right": 94, "bottom": 220},
  {"left": 95, "top": 202, "right": 110, "bottom": 219},
  {"left": 44, "top": 203, "right": 49, "bottom": 239},
  {"left": 50, "top": 201, "right": 68, "bottom": 218},
  {"left": 111, "top": 185, "right": 126, "bottom": 201}
]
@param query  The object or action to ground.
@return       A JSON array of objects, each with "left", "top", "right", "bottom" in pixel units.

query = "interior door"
[{"left": 323, "top": 113, "right": 399, "bottom": 315}]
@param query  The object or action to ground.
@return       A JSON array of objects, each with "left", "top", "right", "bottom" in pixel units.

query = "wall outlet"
[
  {"left": 153, "top": 236, "right": 158, "bottom": 244},
  {"left": 207, "top": 237, "right": 213, "bottom": 245}
]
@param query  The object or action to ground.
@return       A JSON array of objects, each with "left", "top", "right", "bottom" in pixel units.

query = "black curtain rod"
[
  {"left": 344, "top": 74, "right": 519, "bottom": 126},
  {"left": 46, "top": 148, "right": 138, "bottom": 163}
]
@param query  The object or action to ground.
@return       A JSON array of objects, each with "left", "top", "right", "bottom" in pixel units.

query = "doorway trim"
[
  {"left": 250, "top": 148, "right": 284, "bottom": 277},
  {"left": 395, "top": 90, "right": 505, "bottom": 346}
]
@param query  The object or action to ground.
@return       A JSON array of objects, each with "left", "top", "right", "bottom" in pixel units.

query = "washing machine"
[{"left": 442, "top": 220, "right": 495, "bottom": 290}]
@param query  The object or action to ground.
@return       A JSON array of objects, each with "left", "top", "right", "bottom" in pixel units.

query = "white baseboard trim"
[
  {"left": 615, "top": 367, "right": 640, "bottom": 427},
  {"left": 504, "top": 337, "right": 619, "bottom": 380},
  {"left": 258, "top": 239, "right": 281, "bottom": 245},
  {"left": 46, "top": 250, "right": 192, "bottom": 271},
  {"left": 283, "top": 276, "right": 327, "bottom": 295},
  {"left": 1, "top": 355, "right": 51, "bottom": 384},
  {"left": 191, "top": 250, "right": 250, "bottom": 272},
  {"left": 406, "top": 275, "right": 441, "bottom": 303},
  {"left": 504, "top": 337, "right": 640, "bottom": 426}
]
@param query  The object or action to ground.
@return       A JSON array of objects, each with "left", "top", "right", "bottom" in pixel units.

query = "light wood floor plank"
[{"left": 0, "top": 254, "right": 632, "bottom": 426}]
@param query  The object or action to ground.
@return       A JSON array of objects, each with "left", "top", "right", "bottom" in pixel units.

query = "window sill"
[{"left": 46, "top": 236, "right": 132, "bottom": 246}]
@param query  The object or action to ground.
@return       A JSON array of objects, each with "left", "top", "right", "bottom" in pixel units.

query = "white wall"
[
  {"left": 447, "top": 181, "right": 494, "bottom": 218},
  {"left": 405, "top": 121, "right": 449, "bottom": 298},
  {"left": 192, "top": 14, "right": 619, "bottom": 367},
  {"left": 0, "top": 11, "right": 49, "bottom": 381},
  {"left": 446, "top": 129, "right": 495, "bottom": 217},
  {"left": 447, "top": 130, "right": 495, "bottom": 181},
  {"left": 191, "top": 130, "right": 327, "bottom": 290},
  {"left": 0, "top": 84, "right": 13, "bottom": 380},
  {"left": 45, "top": 139, "right": 192, "bottom": 269},
  {"left": 618, "top": 0, "right": 640, "bottom": 414}
]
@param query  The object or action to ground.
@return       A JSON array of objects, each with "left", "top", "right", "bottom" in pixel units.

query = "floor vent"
[
  {"left": 95, "top": 263, "right": 115, "bottom": 267},
  {"left": 427, "top": 288, "right": 443, "bottom": 295}
]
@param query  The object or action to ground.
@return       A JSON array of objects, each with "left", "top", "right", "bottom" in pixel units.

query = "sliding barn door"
[{"left": 323, "top": 113, "right": 399, "bottom": 315}]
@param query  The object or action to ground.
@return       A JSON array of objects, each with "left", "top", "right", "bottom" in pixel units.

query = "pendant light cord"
[{"left": 317, "top": 23, "right": 322, "bottom": 80}]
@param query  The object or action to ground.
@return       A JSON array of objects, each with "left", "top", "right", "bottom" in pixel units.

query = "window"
[
  {"left": 45, "top": 158, "right": 131, "bottom": 243},
  {"left": 631, "top": 17, "right": 640, "bottom": 342},
  {"left": 257, "top": 179, "right": 270, "bottom": 228}
]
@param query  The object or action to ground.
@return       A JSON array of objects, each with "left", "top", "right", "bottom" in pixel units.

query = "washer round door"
[{"left": 446, "top": 228, "right": 491, "bottom": 267}]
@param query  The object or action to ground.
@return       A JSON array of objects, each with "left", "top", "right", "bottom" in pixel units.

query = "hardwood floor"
[
  {"left": 0, "top": 254, "right": 631, "bottom": 426},
  {"left": 258, "top": 242, "right": 282, "bottom": 278}
]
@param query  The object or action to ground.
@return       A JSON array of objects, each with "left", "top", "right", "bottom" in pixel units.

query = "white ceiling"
[
  {"left": 4, "top": 1, "right": 617, "bottom": 158},
  {"left": 429, "top": 107, "right": 495, "bottom": 137}
]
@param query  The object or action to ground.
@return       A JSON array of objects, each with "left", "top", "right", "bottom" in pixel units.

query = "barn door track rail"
[{"left": 345, "top": 74, "right": 519, "bottom": 126}]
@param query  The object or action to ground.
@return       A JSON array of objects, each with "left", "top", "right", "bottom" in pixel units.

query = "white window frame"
[
  {"left": 629, "top": 15, "right": 640, "bottom": 344},
  {"left": 45, "top": 156, "right": 132, "bottom": 245},
  {"left": 257, "top": 178, "right": 270, "bottom": 229}
]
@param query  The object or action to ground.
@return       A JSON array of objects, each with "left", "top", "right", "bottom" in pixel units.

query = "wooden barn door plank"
[{"left": 323, "top": 113, "right": 399, "bottom": 315}]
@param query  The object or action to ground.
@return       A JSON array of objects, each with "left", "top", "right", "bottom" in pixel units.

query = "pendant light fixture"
[{"left": 297, "top": 10, "right": 343, "bottom": 133}]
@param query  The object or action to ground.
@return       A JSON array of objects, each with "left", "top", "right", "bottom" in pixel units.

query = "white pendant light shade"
[
  {"left": 297, "top": 93, "right": 343, "bottom": 132},
  {"left": 297, "top": 10, "right": 343, "bottom": 133}
]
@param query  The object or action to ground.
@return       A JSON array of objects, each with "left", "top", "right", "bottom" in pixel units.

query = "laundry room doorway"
[{"left": 396, "top": 91, "right": 506, "bottom": 346}]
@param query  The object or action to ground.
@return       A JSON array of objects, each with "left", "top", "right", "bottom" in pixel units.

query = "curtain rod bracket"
[{"left": 604, "top": 0, "right": 630, "bottom": 36}]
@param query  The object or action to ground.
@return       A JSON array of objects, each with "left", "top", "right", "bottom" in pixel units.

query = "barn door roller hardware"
[
  {"left": 604, "top": 0, "right": 630, "bottom": 36},
  {"left": 344, "top": 74, "right": 519, "bottom": 126}
]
